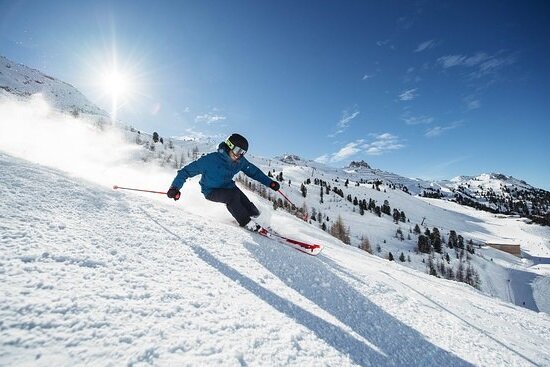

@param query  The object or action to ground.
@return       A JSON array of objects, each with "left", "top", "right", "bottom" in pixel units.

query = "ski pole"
[
  {"left": 278, "top": 190, "right": 308, "bottom": 221},
  {"left": 112, "top": 185, "right": 167, "bottom": 195},
  {"left": 278, "top": 189, "right": 296, "bottom": 208}
]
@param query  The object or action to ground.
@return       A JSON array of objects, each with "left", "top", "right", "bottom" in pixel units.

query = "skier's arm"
[
  {"left": 170, "top": 156, "right": 206, "bottom": 190},
  {"left": 241, "top": 158, "right": 276, "bottom": 189}
]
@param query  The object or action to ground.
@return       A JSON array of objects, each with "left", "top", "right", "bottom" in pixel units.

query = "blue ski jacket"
[{"left": 170, "top": 145, "right": 273, "bottom": 196}]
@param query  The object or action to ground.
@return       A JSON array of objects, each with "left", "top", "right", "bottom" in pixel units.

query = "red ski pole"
[
  {"left": 278, "top": 189, "right": 296, "bottom": 208},
  {"left": 278, "top": 189, "right": 308, "bottom": 221},
  {"left": 112, "top": 185, "right": 167, "bottom": 195}
]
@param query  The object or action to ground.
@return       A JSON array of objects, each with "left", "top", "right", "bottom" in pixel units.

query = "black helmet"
[{"left": 225, "top": 133, "right": 248, "bottom": 156}]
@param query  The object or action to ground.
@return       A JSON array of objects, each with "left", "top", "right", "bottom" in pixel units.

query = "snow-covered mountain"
[
  {"left": 423, "top": 173, "right": 550, "bottom": 226},
  {"left": 335, "top": 157, "right": 550, "bottom": 226},
  {"left": 0, "top": 55, "right": 107, "bottom": 117},
  {"left": 1, "top": 56, "right": 550, "bottom": 366},
  {"left": 2, "top": 147, "right": 550, "bottom": 367},
  {"left": 1, "top": 55, "right": 549, "bottom": 311}
]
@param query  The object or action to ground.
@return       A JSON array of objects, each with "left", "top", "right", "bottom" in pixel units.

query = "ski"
[{"left": 247, "top": 224, "right": 323, "bottom": 256}]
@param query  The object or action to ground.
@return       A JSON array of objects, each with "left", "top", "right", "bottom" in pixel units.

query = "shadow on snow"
[
  {"left": 245, "top": 241, "right": 473, "bottom": 367},
  {"left": 141, "top": 208, "right": 472, "bottom": 366}
]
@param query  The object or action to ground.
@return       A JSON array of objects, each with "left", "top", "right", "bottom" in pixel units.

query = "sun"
[
  {"left": 101, "top": 70, "right": 130, "bottom": 98},
  {"left": 81, "top": 39, "right": 147, "bottom": 123},
  {"left": 98, "top": 65, "right": 138, "bottom": 123}
]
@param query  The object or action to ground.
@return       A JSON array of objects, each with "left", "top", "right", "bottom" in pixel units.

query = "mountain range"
[
  {"left": 1, "top": 53, "right": 549, "bottom": 310},
  {"left": 1, "top": 54, "right": 549, "bottom": 365}
]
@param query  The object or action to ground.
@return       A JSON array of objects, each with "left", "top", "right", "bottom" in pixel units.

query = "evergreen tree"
[
  {"left": 431, "top": 227, "right": 442, "bottom": 253},
  {"left": 300, "top": 183, "right": 307, "bottom": 198},
  {"left": 457, "top": 235, "right": 465, "bottom": 249},
  {"left": 399, "top": 252, "right": 406, "bottom": 262},
  {"left": 417, "top": 234, "right": 431, "bottom": 254},
  {"left": 399, "top": 211, "right": 406, "bottom": 223},
  {"left": 382, "top": 200, "right": 391, "bottom": 215},
  {"left": 395, "top": 228, "right": 404, "bottom": 241},
  {"left": 448, "top": 230, "right": 458, "bottom": 249},
  {"left": 368, "top": 199, "right": 376, "bottom": 211},
  {"left": 392, "top": 208, "right": 400, "bottom": 223},
  {"left": 388, "top": 252, "right": 394, "bottom": 261},
  {"left": 414, "top": 224, "right": 421, "bottom": 235},
  {"left": 152, "top": 131, "right": 159, "bottom": 143}
]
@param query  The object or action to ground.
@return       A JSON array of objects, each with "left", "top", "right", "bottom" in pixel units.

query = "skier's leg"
[
  {"left": 237, "top": 188, "right": 260, "bottom": 218},
  {"left": 206, "top": 188, "right": 251, "bottom": 226}
]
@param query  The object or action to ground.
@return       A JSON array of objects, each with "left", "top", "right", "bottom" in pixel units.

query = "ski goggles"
[{"left": 225, "top": 138, "right": 247, "bottom": 156}]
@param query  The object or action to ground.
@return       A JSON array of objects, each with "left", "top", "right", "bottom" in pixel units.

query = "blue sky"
[{"left": 1, "top": 0, "right": 549, "bottom": 189}]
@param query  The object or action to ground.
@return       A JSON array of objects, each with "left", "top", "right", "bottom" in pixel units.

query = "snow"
[{"left": 1, "top": 96, "right": 550, "bottom": 366}]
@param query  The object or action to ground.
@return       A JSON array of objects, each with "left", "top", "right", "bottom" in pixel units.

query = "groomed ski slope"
[{"left": 1, "top": 153, "right": 549, "bottom": 367}]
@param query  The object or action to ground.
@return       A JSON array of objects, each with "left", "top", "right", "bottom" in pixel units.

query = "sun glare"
[
  {"left": 97, "top": 65, "right": 138, "bottom": 123},
  {"left": 82, "top": 38, "right": 147, "bottom": 123},
  {"left": 101, "top": 70, "right": 129, "bottom": 97}
]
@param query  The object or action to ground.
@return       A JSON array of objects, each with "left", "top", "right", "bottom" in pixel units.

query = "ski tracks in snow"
[{"left": 1, "top": 153, "right": 549, "bottom": 366}]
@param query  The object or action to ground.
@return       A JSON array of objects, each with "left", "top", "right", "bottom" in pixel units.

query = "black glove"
[
  {"left": 167, "top": 187, "right": 181, "bottom": 201},
  {"left": 269, "top": 180, "right": 280, "bottom": 191}
]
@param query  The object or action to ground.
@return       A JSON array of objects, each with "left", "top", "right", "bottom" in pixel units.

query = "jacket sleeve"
[
  {"left": 241, "top": 158, "right": 273, "bottom": 187},
  {"left": 170, "top": 155, "right": 207, "bottom": 189}
]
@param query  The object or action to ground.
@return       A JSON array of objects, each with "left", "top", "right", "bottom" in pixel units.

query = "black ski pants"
[{"left": 206, "top": 187, "right": 260, "bottom": 227}]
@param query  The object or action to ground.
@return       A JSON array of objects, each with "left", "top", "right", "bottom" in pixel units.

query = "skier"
[{"left": 166, "top": 133, "right": 280, "bottom": 230}]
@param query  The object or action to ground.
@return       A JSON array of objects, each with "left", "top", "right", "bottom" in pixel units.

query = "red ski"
[{"left": 249, "top": 225, "right": 323, "bottom": 256}]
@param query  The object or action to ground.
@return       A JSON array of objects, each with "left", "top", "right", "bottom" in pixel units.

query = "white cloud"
[
  {"left": 315, "top": 140, "right": 363, "bottom": 163},
  {"left": 399, "top": 88, "right": 418, "bottom": 101},
  {"left": 425, "top": 121, "right": 462, "bottom": 138},
  {"left": 195, "top": 112, "right": 226, "bottom": 124},
  {"left": 316, "top": 133, "right": 405, "bottom": 163},
  {"left": 402, "top": 114, "right": 434, "bottom": 125},
  {"left": 329, "top": 108, "right": 360, "bottom": 137},
  {"left": 438, "top": 55, "right": 467, "bottom": 68},
  {"left": 437, "top": 51, "right": 515, "bottom": 79},
  {"left": 333, "top": 141, "right": 363, "bottom": 161},
  {"left": 362, "top": 74, "right": 373, "bottom": 80},
  {"left": 314, "top": 154, "right": 330, "bottom": 164},
  {"left": 376, "top": 39, "right": 395, "bottom": 50},
  {"left": 466, "top": 99, "right": 481, "bottom": 110},
  {"left": 414, "top": 40, "right": 436, "bottom": 53},
  {"left": 363, "top": 133, "right": 405, "bottom": 155}
]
